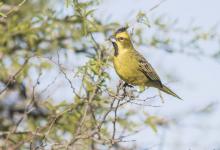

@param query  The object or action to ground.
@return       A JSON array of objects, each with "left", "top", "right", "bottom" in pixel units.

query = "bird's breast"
[{"left": 113, "top": 52, "right": 149, "bottom": 86}]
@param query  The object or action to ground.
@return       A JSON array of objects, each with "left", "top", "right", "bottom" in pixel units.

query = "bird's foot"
[{"left": 123, "top": 82, "right": 134, "bottom": 88}]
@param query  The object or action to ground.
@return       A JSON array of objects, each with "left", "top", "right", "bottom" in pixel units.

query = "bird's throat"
[{"left": 112, "top": 42, "right": 119, "bottom": 57}]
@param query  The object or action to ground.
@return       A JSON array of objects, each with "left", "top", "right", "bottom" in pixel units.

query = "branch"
[{"left": 0, "top": 56, "right": 31, "bottom": 96}]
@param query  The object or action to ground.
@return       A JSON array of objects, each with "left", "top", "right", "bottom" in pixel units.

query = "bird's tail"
[{"left": 159, "top": 84, "right": 182, "bottom": 100}]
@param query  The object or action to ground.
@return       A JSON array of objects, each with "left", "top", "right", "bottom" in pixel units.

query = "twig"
[
  {"left": 147, "top": 0, "right": 167, "bottom": 13},
  {"left": 111, "top": 98, "right": 121, "bottom": 142},
  {"left": 0, "top": 56, "right": 31, "bottom": 95},
  {"left": 4, "top": 0, "right": 26, "bottom": 17},
  {"left": 4, "top": 71, "right": 42, "bottom": 148}
]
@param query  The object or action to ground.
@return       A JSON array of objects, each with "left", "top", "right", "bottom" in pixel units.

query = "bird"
[{"left": 109, "top": 27, "right": 182, "bottom": 99}]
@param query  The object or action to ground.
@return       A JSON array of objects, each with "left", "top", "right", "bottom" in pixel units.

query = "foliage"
[{"left": 0, "top": 0, "right": 219, "bottom": 149}]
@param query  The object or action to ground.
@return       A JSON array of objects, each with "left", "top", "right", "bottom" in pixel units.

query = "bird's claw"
[{"left": 123, "top": 82, "right": 134, "bottom": 88}]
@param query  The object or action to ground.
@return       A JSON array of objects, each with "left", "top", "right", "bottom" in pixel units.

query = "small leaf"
[
  {"left": 145, "top": 116, "right": 158, "bottom": 133},
  {"left": 136, "top": 11, "right": 151, "bottom": 27},
  {"left": 85, "top": 9, "right": 95, "bottom": 17},
  {"left": 138, "top": 86, "right": 145, "bottom": 93},
  {"left": 40, "top": 62, "right": 52, "bottom": 69},
  {"left": 0, "top": 12, "right": 6, "bottom": 18}
]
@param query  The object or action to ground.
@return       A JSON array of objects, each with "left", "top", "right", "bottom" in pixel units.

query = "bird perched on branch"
[{"left": 109, "top": 27, "right": 181, "bottom": 99}]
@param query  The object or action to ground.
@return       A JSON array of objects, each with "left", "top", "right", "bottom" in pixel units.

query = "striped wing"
[{"left": 136, "top": 52, "right": 163, "bottom": 87}]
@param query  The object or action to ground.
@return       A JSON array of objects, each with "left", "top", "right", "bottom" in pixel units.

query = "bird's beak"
[{"left": 109, "top": 35, "right": 116, "bottom": 43}]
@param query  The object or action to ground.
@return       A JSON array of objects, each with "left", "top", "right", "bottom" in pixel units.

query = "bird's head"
[{"left": 109, "top": 27, "right": 133, "bottom": 50}]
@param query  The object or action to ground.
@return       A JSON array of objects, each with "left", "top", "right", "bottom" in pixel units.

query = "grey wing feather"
[{"left": 136, "top": 52, "right": 163, "bottom": 87}]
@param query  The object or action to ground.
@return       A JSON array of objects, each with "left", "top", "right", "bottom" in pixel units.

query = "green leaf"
[
  {"left": 145, "top": 116, "right": 158, "bottom": 133},
  {"left": 136, "top": 11, "right": 151, "bottom": 27},
  {"left": 85, "top": 9, "right": 96, "bottom": 17},
  {"left": 0, "top": 12, "right": 6, "bottom": 18},
  {"left": 138, "top": 86, "right": 145, "bottom": 93},
  {"left": 40, "top": 62, "right": 52, "bottom": 69},
  {"left": 0, "top": 2, "right": 3, "bottom": 6}
]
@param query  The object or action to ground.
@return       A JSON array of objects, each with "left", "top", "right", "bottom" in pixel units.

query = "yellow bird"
[{"left": 110, "top": 27, "right": 181, "bottom": 99}]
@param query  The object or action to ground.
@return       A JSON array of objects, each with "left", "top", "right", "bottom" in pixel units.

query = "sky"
[{"left": 97, "top": 0, "right": 220, "bottom": 27}]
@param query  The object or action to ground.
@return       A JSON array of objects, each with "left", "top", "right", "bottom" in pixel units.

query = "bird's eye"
[{"left": 118, "top": 37, "right": 124, "bottom": 41}]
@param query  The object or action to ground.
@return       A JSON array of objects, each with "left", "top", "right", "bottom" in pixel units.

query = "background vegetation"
[{"left": 0, "top": 0, "right": 219, "bottom": 149}]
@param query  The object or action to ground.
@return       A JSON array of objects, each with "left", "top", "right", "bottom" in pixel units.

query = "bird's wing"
[{"left": 136, "top": 52, "right": 163, "bottom": 87}]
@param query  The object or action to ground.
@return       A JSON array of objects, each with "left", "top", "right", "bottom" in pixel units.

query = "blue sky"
[{"left": 97, "top": 0, "right": 220, "bottom": 27}]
